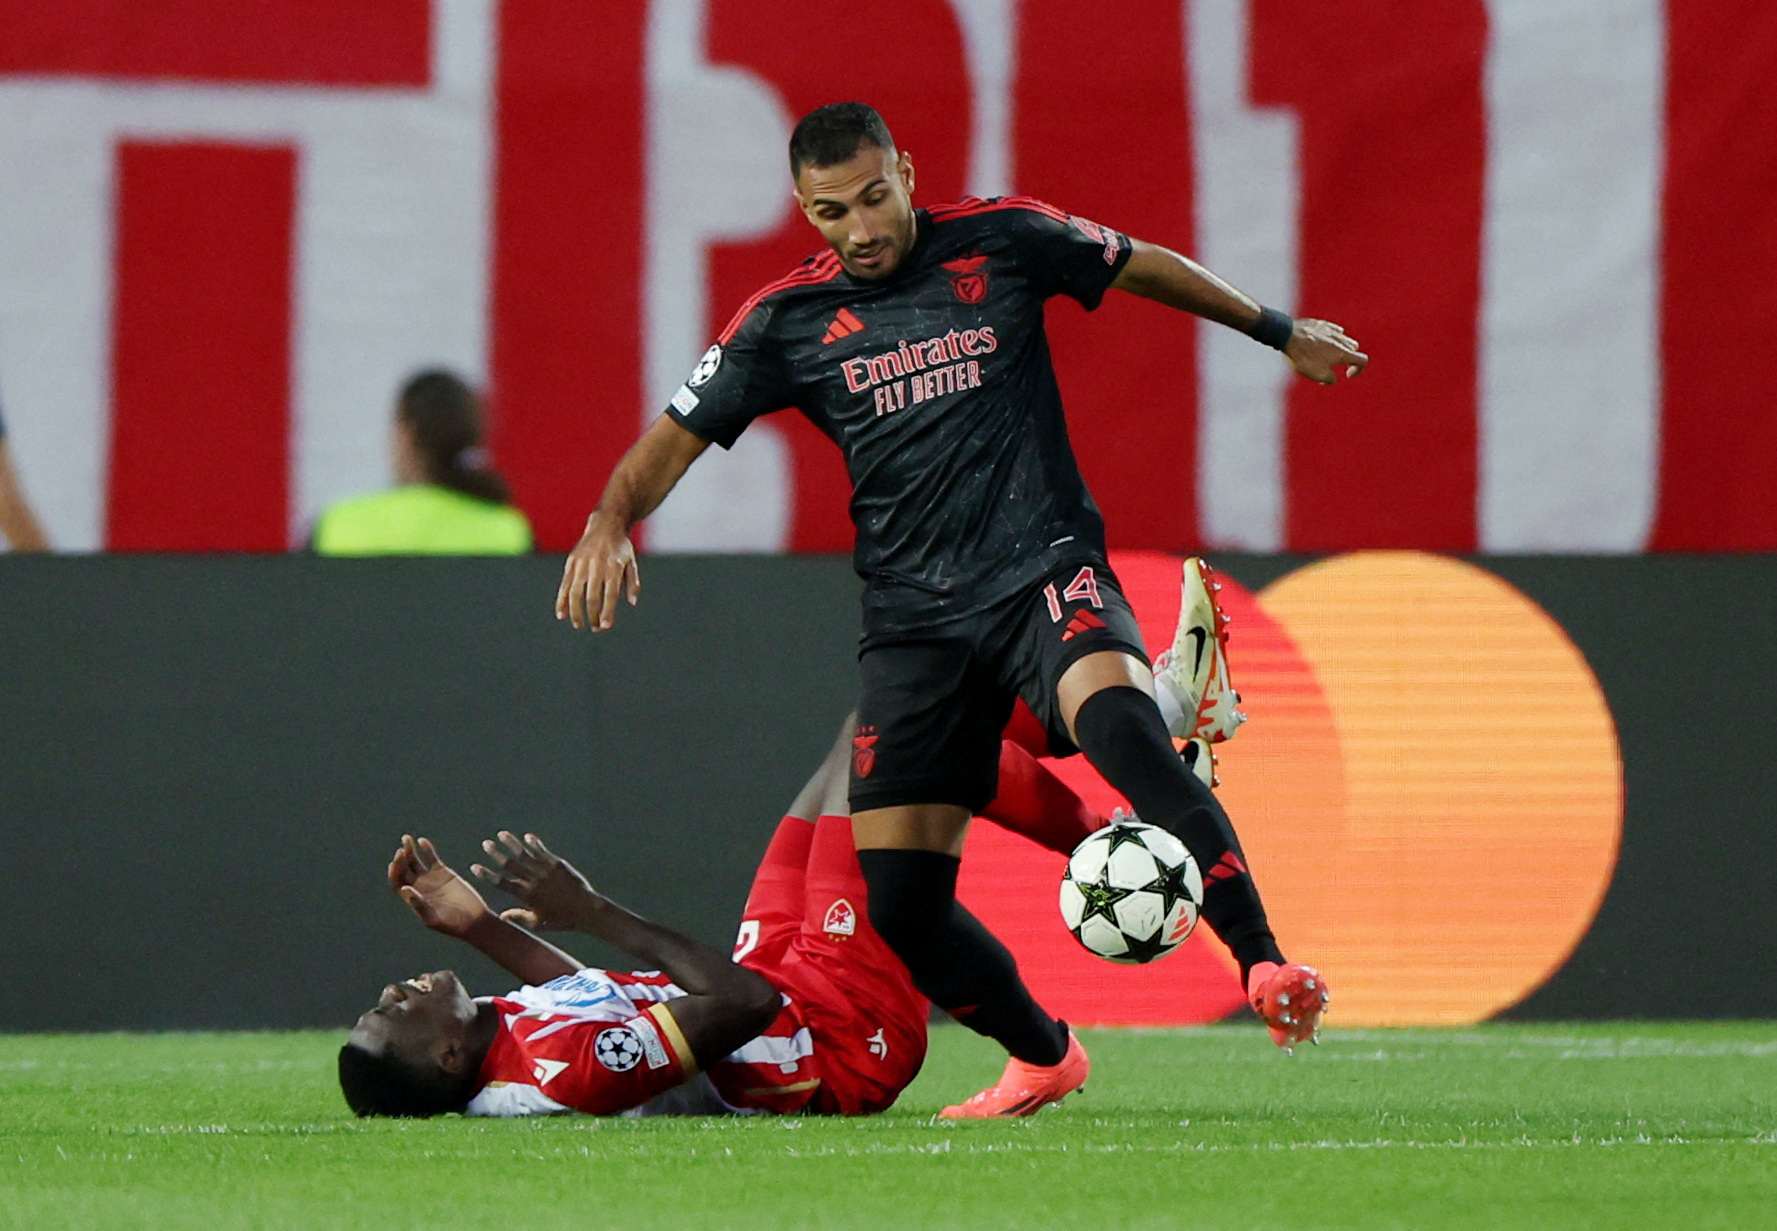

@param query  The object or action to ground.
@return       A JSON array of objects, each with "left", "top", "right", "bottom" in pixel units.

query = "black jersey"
[{"left": 665, "top": 197, "right": 1133, "bottom": 633}]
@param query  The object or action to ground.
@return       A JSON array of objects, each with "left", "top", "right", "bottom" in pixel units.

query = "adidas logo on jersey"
[
  {"left": 1060, "top": 609, "right": 1106, "bottom": 641},
  {"left": 821, "top": 307, "right": 865, "bottom": 344}
]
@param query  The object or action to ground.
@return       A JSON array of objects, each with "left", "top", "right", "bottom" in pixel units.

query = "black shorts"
[{"left": 848, "top": 559, "right": 1148, "bottom": 814}]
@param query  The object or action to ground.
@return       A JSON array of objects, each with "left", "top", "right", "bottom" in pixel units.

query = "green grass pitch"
[{"left": 3, "top": 1022, "right": 1772, "bottom": 1230}]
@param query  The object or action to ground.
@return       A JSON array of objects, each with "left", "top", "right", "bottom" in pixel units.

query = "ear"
[
  {"left": 898, "top": 150, "right": 915, "bottom": 196},
  {"left": 435, "top": 1040, "right": 467, "bottom": 1076}
]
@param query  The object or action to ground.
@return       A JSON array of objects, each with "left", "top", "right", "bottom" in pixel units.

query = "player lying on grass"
[
  {"left": 339, "top": 717, "right": 1121, "bottom": 1119},
  {"left": 339, "top": 563, "right": 1324, "bottom": 1118}
]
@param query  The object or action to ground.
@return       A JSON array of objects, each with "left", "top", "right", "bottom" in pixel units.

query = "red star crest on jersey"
[
  {"left": 822, "top": 897, "right": 857, "bottom": 938},
  {"left": 942, "top": 254, "right": 989, "bottom": 304}
]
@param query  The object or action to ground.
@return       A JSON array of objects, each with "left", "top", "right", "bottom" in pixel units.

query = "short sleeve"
[
  {"left": 536, "top": 1004, "right": 696, "bottom": 1116},
  {"left": 1002, "top": 201, "right": 1133, "bottom": 310},
  {"left": 664, "top": 301, "right": 792, "bottom": 450}
]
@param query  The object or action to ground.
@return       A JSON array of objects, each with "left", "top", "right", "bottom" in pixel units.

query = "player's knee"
[{"left": 1072, "top": 685, "right": 1170, "bottom": 760}]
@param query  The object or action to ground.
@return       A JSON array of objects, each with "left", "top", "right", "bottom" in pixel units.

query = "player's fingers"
[
  {"left": 413, "top": 836, "right": 439, "bottom": 870},
  {"left": 1343, "top": 348, "right": 1369, "bottom": 377},
  {"left": 596, "top": 568, "right": 620, "bottom": 631},
  {"left": 499, "top": 907, "right": 540, "bottom": 930},
  {"left": 478, "top": 840, "right": 516, "bottom": 884},
  {"left": 560, "top": 557, "right": 591, "bottom": 629},
  {"left": 555, "top": 561, "right": 574, "bottom": 622},
  {"left": 490, "top": 832, "right": 535, "bottom": 878},
  {"left": 573, "top": 569, "right": 594, "bottom": 630},
  {"left": 471, "top": 863, "right": 517, "bottom": 892},
  {"left": 522, "top": 833, "right": 554, "bottom": 861},
  {"left": 390, "top": 838, "right": 417, "bottom": 882},
  {"left": 624, "top": 558, "right": 641, "bottom": 607}
]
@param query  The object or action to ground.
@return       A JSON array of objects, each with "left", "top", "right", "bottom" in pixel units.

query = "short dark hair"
[
  {"left": 789, "top": 102, "right": 896, "bottom": 178},
  {"left": 337, "top": 1043, "right": 470, "bottom": 1118}
]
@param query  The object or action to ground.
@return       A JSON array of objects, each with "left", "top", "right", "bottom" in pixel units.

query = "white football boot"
[
  {"left": 1181, "top": 737, "right": 1219, "bottom": 791},
  {"left": 1153, "top": 557, "right": 1247, "bottom": 745}
]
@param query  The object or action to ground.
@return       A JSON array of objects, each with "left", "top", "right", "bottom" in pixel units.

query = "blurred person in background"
[
  {"left": 312, "top": 369, "right": 531, "bottom": 556},
  {"left": 0, "top": 393, "right": 50, "bottom": 552}
]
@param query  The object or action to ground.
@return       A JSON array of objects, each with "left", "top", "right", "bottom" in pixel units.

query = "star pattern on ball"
[
  {"left": 1141, "top": 862, "right": 1192, "bottom": 920},
  {"left": 1102, "top": 824, "right": 1154, "bottom": 856},
  {"left": 1076, "top": 877, "right": 1134, "bottom": 926}
]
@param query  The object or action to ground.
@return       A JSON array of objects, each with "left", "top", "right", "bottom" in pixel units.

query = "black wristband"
[{"left": 1251, "top": 306, "right": 1294, "bottom": 351}]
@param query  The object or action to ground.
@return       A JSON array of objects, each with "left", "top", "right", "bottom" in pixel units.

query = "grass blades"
[{"left": 3, "top": 1022, "right": 1772, "bottom": 1230}]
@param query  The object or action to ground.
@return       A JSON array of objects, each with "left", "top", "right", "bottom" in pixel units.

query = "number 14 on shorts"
[{"left": 1043, "top": 566, "right": 1103, "bottom": 622}]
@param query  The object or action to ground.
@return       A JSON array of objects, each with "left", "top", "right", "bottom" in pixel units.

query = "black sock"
[
  {"left": 857, "top": 848, "right": 1068, "bottom": 1066},
  {"left": 1072, "top": 686, "right": 1285, "bottom": 985}
]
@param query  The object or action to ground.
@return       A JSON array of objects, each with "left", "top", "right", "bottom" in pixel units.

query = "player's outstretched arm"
[
  {"left": 473, "top": 831, "right": 780, "bottom": 1068},
  {"left": 387, "top": 834, "right": 582, "bottom": 985},
  {"left": 1111, "top": 238, "right": 1367, "bottom": 385},
  {"left": 557, "top": 413, "right": 710, "bottom": 632}
]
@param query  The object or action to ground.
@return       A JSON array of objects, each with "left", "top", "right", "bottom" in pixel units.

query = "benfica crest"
[
  {"left": 942, "top": 254, "right": 989, "bottom": 304},
  {"left": 852, "top": 727, "right": 879, "bottom": 778}
]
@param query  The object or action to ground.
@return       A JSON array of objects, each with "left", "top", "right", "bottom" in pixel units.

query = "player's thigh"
[
  {"left": 850, "top": 638, "right": 1012, "bottom": 816},
  {"left": 733, "top": 816, "right": 816, "bottom": 969},
  {"left": 1055, "top": 649, "right": 1154, "bottom": 743},
  {"left": 998, "top": 560, "right": 1151, "bottom": 754}
]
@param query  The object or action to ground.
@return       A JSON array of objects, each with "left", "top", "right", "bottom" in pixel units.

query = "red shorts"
[{"left": 734, "top": 814, "right": 929, "bottom": 1116}]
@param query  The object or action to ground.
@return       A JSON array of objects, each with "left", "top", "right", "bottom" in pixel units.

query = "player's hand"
[
  {"left": 388, "top": 834, "right": 493, "bottom": 938},
  {"left": 471, "top": 831, "right": 601, "bottom": 932},
  {"left": 556, "top": 512, "right": 639, "bottom": 632},
  {"left": 1284, "top": 319, "right": 1368, "bottom": 385}
]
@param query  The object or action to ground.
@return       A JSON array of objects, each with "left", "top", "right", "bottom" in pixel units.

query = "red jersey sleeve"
[{"left": 472, "top": 1002, "right": 698, "bottom": 1117}]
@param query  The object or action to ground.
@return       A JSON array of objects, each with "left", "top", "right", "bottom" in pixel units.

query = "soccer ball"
[{"left": 1059, "top": 820, "right": 1203, "bottom": 964}]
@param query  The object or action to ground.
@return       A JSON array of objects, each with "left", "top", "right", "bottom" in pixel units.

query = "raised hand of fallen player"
[
  {"left": 388, "top": 834, "right": 494, "bottom": 938},
  {"left": 472, "top": 830, "right": 601, "bottom": 932},
  {"left": 1285, "top": 318, "right": 1368, "bottom": 385}
]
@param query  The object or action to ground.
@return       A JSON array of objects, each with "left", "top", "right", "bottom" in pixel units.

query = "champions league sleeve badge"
[
  {"left": 687, "top": 344, "right": 723, "bottom": 387},
  {"left": 593, "top": 1025, "right": 645, "bottom": 1072}
]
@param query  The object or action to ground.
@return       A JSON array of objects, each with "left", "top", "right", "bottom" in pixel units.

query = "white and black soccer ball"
[{"left": 1059, "top": 820, "right": 1203, "bottom": 964}]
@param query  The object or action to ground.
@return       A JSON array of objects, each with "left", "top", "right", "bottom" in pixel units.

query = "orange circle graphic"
[{"left": 1246, "top": 551, "right": 1624, "bottom": 1024}]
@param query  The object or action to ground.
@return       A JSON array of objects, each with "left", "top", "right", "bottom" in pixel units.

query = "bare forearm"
[
  {"left": 593, "top": 450, "right": 672, "bottom": 531},
  {"left": 1112, "top": 239, "right": 1265, "bottom": 335},
  {"left": 459, "top": 913, "right": 582, "bottom": 986},
  {"left": 566, "top": 896, "right": 774, "bottom": 1005},
  {"left": 592, "top": 415, "right": 709, "bottom": 531}
]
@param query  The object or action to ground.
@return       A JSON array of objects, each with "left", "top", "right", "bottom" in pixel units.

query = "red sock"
[{"left": 979, "top": 740, "right": 1106, "bottom": 855}]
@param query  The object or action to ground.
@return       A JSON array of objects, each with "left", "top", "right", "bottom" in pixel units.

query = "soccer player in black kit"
[{"left": 559, "top": 103, "right": 1368, "bottom": 1117}]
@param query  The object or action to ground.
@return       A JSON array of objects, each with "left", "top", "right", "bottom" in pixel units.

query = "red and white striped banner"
[{"left": 0, "top": 1, "right": 1771, "bottom": 552}]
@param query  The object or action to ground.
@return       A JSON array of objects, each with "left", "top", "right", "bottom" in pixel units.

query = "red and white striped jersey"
[{"left": 462, "top": 967, "right": 818, "bottom": 1118}]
